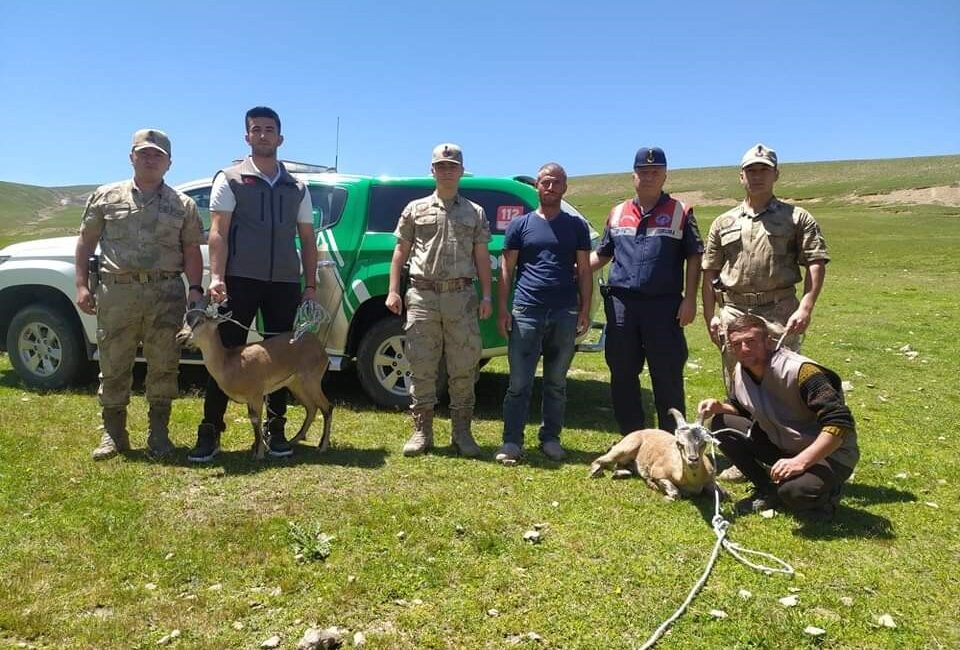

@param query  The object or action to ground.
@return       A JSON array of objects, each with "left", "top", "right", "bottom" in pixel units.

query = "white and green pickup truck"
[{"left": 0, "top": 169, "right": 603, "bottom": 407}]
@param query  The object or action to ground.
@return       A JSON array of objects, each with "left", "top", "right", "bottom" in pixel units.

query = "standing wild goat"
[
  {"left": 589, "top": 409, "right": 725, "bottom": 501},
  {"left": 176, "top": 301, "right": 333, "bottom": 459}
]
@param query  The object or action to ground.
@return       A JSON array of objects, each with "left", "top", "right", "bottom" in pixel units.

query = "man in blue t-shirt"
[{"left": 495, "top": 163, "right": 593, "bottom": 464}]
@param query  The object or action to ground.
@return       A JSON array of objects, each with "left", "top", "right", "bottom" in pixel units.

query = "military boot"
[
  {"left": 450, "top": 407, "right": 481, "bottom": 458},
  {"left": 92, "top": 407, "right": 130, "bottom": 460},
  {"left": 402, "top": 408, "right": 434, "bottom": 456},
  {"left": 146, "top": 403, "right": 175, "bottom": 460}
]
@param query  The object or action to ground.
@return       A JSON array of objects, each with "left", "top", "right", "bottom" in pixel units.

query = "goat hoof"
[
  {"left": 588, "top": 466, "right": 604, "bottom": 479},
  {"left": 612, "top": 469, "right": 634, "bottom": 480}
]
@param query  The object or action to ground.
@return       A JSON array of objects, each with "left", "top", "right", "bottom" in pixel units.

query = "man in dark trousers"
[
  {"left": 188, "top": 106, "right": 317, "bottom": 462},
  {"left": 590, "top": 147, "right": 703, "bottom": 433},
  {"left": 699, "top": 314, "right": 859, "bottom": 521}
]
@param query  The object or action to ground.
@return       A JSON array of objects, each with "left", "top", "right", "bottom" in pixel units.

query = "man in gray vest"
[
  {"left": 698, "top": 314, "right": 859, "bottom": 521},
  {"left": 188, "top": 106, "right": 317, "bottom": 462}
]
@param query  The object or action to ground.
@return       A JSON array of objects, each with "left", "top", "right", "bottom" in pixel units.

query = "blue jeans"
[{"left": 502, "top": 304, "right": 579, "bottom": 446}]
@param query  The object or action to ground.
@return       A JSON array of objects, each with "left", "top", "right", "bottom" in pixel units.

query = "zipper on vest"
[
  {"left": 260, "top": 192, "right": 265, "bottom": 222},
  {"left": 268, "top": 186, "right": 276, "bottom": 280}
]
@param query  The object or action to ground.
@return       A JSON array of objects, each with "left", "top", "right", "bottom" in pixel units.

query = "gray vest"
[
  {"left": 732, "top": 348, "right": 859, "bottom": 469},
  {"left": 220, "top": 159, "right": 305, "bottom": 283}
]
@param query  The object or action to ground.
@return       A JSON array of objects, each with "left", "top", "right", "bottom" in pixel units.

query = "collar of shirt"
[
  {"left": 632, "top": 192, "right": 670, "bottom": 220},
  {"left": 430, "top": 191, "right": 461, "bottom": 208},
  {"left": 739, "top": 196, "right": 781, "bottom": 219},
  {"left": 247, "top": 156, "right": 284, "bottom": 186},
  {"left": 130, "top": 179, "right": 166, "bottom": 206}
]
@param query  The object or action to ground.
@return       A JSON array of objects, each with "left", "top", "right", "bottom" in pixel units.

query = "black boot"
[
  {"left": 188, "top": 422, "right": 221, "bottom": 463},
  {"left": 266, "top": 416, "right": 292, "bottom": 458}
]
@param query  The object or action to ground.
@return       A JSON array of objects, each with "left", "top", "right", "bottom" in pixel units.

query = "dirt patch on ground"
[
  {"left": 849, "top": 185, "right": 960, "bottom": 207},
  {"left": 670, "top": 191, "right": 731, "bottom": 207}
]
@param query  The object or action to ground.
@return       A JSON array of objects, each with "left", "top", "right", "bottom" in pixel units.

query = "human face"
[
  {"left": 536, "top": 170, "right": 567, "bottom": 209},
  {"left": 431, "top": 161, "right": 463, "bottom": 188},
  {"left": 129, "top": 147, "right": 170, "bottom": 185},
  {"left": 633, "top": 166, "right": 666, "bottom": 198},
  {"left": 740, "top": 163, "right": 779, "bottom": 197},
  {"left": 727, "top": 326, "right": 772, "bottom": 372},
  {"left": 245, "top": 117, "right": 283, "bottom": 158}
]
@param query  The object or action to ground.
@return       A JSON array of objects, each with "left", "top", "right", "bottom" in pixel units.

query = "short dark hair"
[
  {"left": 537, "top": 162, "right": 567, "bottom": 181},
  {"left": 245, "top": 106, "right": 281, "bottom": 133},
  {"left": 726, "top": 313, "right": 771, "bottom": 337}
]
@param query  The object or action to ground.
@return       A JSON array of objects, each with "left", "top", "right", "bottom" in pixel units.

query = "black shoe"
[
  {"left": 188, "top": 423, "right": 220, "bottom": 463},
  {"left": 735, "top": 490, "right": 779, "bottom": 516},
  {"left": 797, "top": 503, "right": 836, "bottom": 523},
  {"left": 267, "top": 417, "right": 293, "bottom": 458}
]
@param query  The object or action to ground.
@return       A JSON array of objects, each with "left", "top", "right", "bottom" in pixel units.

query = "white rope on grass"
[{"left": 635, "top": 427, "right": 794, "bottom": 650}]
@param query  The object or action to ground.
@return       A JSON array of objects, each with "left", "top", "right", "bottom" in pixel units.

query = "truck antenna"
[{"left": 334, "top": 116, "right": 340, "bottom": 172}]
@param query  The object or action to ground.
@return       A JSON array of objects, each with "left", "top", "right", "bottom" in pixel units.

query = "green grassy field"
[{"left": 1, "top": 159, "right": 959, "bottom": 649}]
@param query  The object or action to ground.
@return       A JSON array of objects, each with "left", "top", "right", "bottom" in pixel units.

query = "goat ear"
[{"left": 668, "top": 408, "right": 687, "bottom": 429}]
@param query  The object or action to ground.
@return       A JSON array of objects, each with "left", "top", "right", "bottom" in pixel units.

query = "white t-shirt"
[{"left": 209, "top": 158, "right": 313, "bottom": 224}]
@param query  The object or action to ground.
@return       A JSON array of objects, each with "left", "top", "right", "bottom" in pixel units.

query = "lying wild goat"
[
  {"left": 176, "top": 300, "right": 333, "bottom": 459},
  {"left": 589, "top": 408, "right": 725, "bottom": 501}
]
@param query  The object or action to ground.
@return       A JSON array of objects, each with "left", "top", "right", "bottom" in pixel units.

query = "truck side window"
[
  {"left": 184, "top": 187, "right": 211, "bottom": 238},
  {"left": 308, "top": 185, "right": 348, "bottom": 231},
  {"left": 459, "top": 189, "right": 535, "bottom": 235}
]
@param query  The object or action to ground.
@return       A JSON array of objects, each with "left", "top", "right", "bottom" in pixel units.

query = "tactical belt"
[
  {"left": 409, "top": 277, "right": 473, "bottom": 292},
  {"left": 724, "top": 287, "right": 796, "bottom": 307},
  {"left": 101, "top": 271, "right": 182, "bottom": 284}
]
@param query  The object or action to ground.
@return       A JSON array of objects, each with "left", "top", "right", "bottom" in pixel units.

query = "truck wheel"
[
  {"left": 356, "top": 317, "right": 449, "bottom": 409},
  {"left": 6, "top": 304, "right": 86, "bottom": 390},
  {"left": 356, "top": 316, "right": 413, "bottom": 409}
]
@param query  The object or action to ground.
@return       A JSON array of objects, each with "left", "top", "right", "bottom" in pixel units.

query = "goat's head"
[
  {"left": 176, "top": 298, "right": 223, "bottom": 348},
  {"left": 669, "top": 408, "right": 713, "bottom": 467}
]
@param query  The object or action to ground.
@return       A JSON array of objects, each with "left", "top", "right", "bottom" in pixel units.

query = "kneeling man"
[{"left": 698, "top": 314, "right": 859, "bottom": 520}]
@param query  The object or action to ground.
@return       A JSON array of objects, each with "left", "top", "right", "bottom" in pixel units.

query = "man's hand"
[
  {"left": 676, "top": 295, "right": 696, "bottom": 327},
  {"left": 707, "top": 315, "right": 723, "bottom": 348},
  {"left": 498, "top": 311, "right": 512, "bottom": 338},
  {"left": 478, "top": 298, "right": 492, "bottom": 320},
  {"left": 697, "top": 398, "right": 725, "bottom": 417},
  {"left": 770, "top": 456, "right": 808, "bottom": 483},
  {"left": 386, "top": 291, "right": 403, "bottom": 315},
  {"left": 785, "top": 304, "right": 813, "bottom": 335},
  {"left": 576, "top": 311, "right": 590, "bottom": 336},
  {"left": 208, "top": 276, "right": 227, "bottom": 303},
  {"left": 76, "top": 286, "right": 96, "bottom": 315}
]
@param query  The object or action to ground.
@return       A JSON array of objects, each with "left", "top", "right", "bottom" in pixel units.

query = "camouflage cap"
[
  {"left": 131, "top": 129, "right": 171, "bottom": 157},
  {"left": 431, "top": 143, "right": 463, "bottom": 166},
  {"left": 633, "top": 146, "right": 667, "bottom": 168},
  {"left": 740, "top": 143, "right": 777, "bottom": 169}
]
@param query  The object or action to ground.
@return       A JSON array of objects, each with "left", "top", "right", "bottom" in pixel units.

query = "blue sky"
[{"left": 1, "top": 0, "right": 957, "bottom": 187}]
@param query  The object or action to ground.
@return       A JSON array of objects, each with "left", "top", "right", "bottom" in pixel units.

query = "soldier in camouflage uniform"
[
  {"left": 386, "top": 143, "right": 493, "bottom": 457},
  {"left": 702, "top": 143, "right": 830, "bottom": 394},
  {"left": 75, "top": 129, "right": 204, "bottom": 460}
]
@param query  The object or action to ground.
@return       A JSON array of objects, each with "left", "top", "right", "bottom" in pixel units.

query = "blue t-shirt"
[{"left": 504, "top": 210, "right": 592, "bottom": 309}]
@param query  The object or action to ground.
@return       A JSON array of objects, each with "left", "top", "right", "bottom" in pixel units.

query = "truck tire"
[
  {"left": 6, "top": 304, "right": 87, "bottom": 390},
  {"left": 356, "top": 316, "right": 449, "bottom": 409},
  {"left": 356, "top": 316, "right": 413, "bottom": 409}
]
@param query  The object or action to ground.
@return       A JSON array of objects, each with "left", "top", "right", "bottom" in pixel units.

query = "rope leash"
[
  {"left": 185, "top": 299, "right": 330, "bottom": 341},
  {"left": 636, "top": 426, "right": 794, "bottom": 650}
]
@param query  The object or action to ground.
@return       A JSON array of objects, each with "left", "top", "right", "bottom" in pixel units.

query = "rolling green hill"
[
  {"left": 567, "top": 154, "right": 960, "bottom": 222},
  {"left": 0, "top": 181, "right": 94, "bottom": 247}
]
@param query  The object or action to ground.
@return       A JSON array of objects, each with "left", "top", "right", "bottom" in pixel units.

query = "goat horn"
[{"left": 668, "top": 408, "right": 687, "bottom": 428}]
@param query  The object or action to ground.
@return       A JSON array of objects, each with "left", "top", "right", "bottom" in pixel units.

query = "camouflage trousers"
[
  {"left": 719, "top": 295, "right": 802, "bottom": 395},
  {"left": 96, "top": 278, "right": 185, "bottom": 408},
  {"left": 404, "top": 286, "right": 481, "bottom": 410}
]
